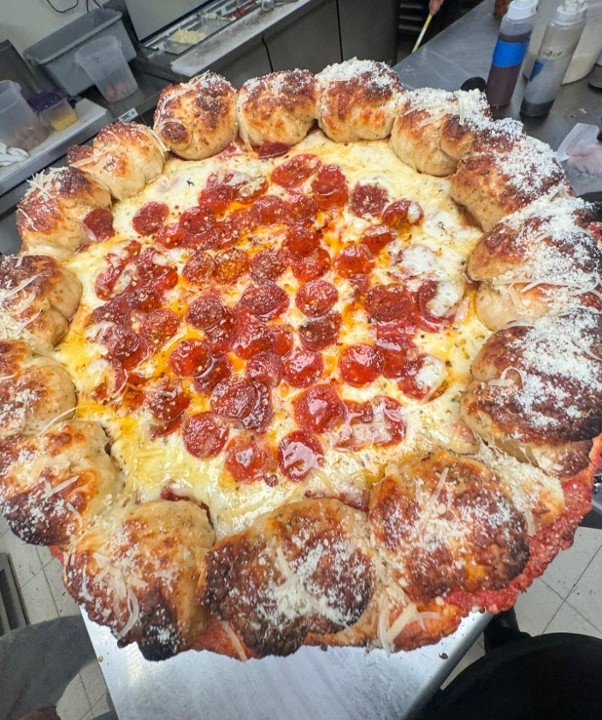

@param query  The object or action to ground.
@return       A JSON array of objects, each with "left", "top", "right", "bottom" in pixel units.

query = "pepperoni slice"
[
  {"left": 238, "top": 281, "right": 288, "bottom": 320},
  {"left": 365, "top": 284, "right": 415, "bottom": 324},
  {"left": 120, "top": 372, "right": 145, "bottom": 412},
  {"left": 182, "top": 252, "right": 215, "bottom": 284},
  {"left": 268, "top": 324, "right": 294, "bottom": 357},
  {"left": 284, "top": 225, "right": 320, "bottom": 259},
  {"left": 398, "top": 354, "right": 434, "bottom": 400},
  {"left": 145, "top": 265, "right": 178, "bottom": 296},
  {"left": 338, "top": 396, "right": 405, "bottom": 449},
  {"left": 193, "top": 353, "right": 232, "bottom": 393},
  {"left": 382, "top": 199, "right": 424, "bottom": 233},
  {"left": 146, "top": 380, "right": 190, "bottom": 423},
  {"left": 250, "top": 249, "right": 287, "bottom": 281},
  {"left": 156, "top": 222, "right": 189, "bottom": 249},
  {"left": 184, "top": 225, "right": 223, "bottom": 251},
  {"left": 232, "top": 318, "right": 272, "bottom": 359},
  {"left": 225, "top": 434, "right": 277, "bottom": 483},
  {"left": 211, "top": 376, "right": 256, "bottom": 419},
  {"left": 361, "top": 225, "right": 396, "bottom": 255},
  {"left": 375, "top": 326, "right": 419, "bottom": 379},
  {"left": 94, "top": 240, "right": 141, "bottom": 300},
  {"left": 91, "top": 295, "right": 132, "bottom": 326},
  {"left": 132, "top": 201, "right": 169, "bottom": 236},
  {"left": 282, "top": 347, "right": 323, "bottom": 388},
  {"left": 334, "top": 245, "right": 374, "bottom": 278},
  {"left": 295, "top": 279, "right": 337, "bottom": 317},
  {"left": 233, "top": 176, "right": 268, "bottom": 204},
  {"left": 250, "top": 195, "right": 288, "bottom": 225},
  {"left": 83, "top": 208, "right": 114, "bottom": 242},
  {"left": 272, "top": 153, "right": 321, "bottom": 188},
  {"left": 350, "top": 183, "right": 389, "bottom": 218},
  {"left": 185, "top": 295, "right": 228, "bottom": 330},
  {"left": 416, "top": 280, "right": 453, "bottom": 330},
  {"left": 278, "top": 431, "right": 323, "bottom": 481},
  {"left": 98, "top": 324, "right": 148, "bottom": 370},
  {"left": 286, "top": 195, "right": 318, "bottom": 225},
  {"left": 169, "top": 339, "right": 212, "bottom": 376},
  {"left": 292, "top": 248, "right": 331, "bottom": 281},
  {"left": 294, "top": 384, "right": 345, "bottom": 434},
  {"left": 203, "top": 308, "right": 239, "bottom": 353},
  {"left": 339, "top": 344, "right": 384, "bottom": 386},
  {"left": 182, "top": 412, "right": 228, "bottom": 458},
  {"left": 126, "top": 283, "right": 161, "bottom": 312},
  {"left": 298, "top": 312, "right": 341, "bottom": 351},
  {"left": 311, "top": 165, "right": 349, "bottom": 210},
  {"left": 180, "top": 206, "right": 216, "bottom": 235},
  {"left": 139, "top": 308, "right": 179, "bottom": 348},
  {"left": 213, "top": 248, "right": 249, "bottom": 284},
  {"left": 198, "top": 184, "right": 235, "bottom": 215},
  {"left": 217, "top": 208, "right": 253, "bottom": 245},
  {"left": 240, "top": 380, "right": 273, "bottom": 431},
  {"left": 257, "top": 141, "right": 290, "bottom": 159},
  {"left": 245, "top": 351, "right": 283, "bottom": 387}
]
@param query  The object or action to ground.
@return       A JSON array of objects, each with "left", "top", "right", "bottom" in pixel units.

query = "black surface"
[{"left": 418, "top": 633, "right": 602, "bottom": 720}]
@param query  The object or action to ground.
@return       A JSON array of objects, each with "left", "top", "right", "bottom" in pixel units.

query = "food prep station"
[{"left": 1, "top": 1, "right": 601, "bottom": 718}]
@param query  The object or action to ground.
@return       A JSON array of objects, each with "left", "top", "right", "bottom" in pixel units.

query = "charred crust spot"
[
  {"left": 370, "top": 455, "right": 529, "bottom": 603},
  {"left": 201, "top": 502, "right": 374, "bottom": 657}
]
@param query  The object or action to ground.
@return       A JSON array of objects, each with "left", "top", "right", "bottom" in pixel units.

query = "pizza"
[{"left": 1, "top": 60, "right": 601, "bottom": 663}]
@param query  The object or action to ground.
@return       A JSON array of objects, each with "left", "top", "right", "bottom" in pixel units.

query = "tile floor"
[
  {"left": 1, "top": 512, "right": 602, "bottom": 718},
  {"left": 0, "top": 512, "right": 111, "bottom": 720}
]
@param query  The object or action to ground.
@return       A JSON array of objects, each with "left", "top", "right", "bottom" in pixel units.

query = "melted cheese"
[{"left": 53, "top": 131, "right": 502, "bottom": 538}]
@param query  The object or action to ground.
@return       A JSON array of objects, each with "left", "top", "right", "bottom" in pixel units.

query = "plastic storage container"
[
  {"left": 74, "top": 36, "right": 138, "bottom": 103},
  {"left": 0, "top": 80, "right": 48, "bottom": 151},
  {"left": 28, "top": 91, "right": 78, "bottom": 131},
  {"left": 24, "top": 9, "right": 135, "bottom": 96}
]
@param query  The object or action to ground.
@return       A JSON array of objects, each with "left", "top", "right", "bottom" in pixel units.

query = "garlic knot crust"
[
  {"left": 0, "top": 340, "right": 75, "bottom": 438},
  {"left": 0, "top": 254, "right": 81, "bottom": 351},
  {"left": 390, "top": 88, "right": 492, "bottom": 176},
  {"left": 1, "top": 62, "right": 601, "bottom": 663},
  {"left": 469, "top": 197, "right": 602, "bottom": 330},
  {"left": 0, "top": 420, "right": 119, "bottom": 546},
  {"left": 237, "top": 69, "right": 318, "bottom": 147},
  {"left": 153, "top": 72, "right": 237, "bottom": 160},
  {"left": 66, "top": 500, "right": 215, "bottom": 660},
  {"left": 317, "top": 59, "right": 403, "bottom": 142},
  {"left": 462, "top": 308, "right": 602, "bottom": 476},
  {"left": 16, "top": 168, "right": 111, "bottom": 259},
  {"left": 450, "top": 136, "right": 569, "bottom": 230},
  {"left": 68, "top": 122, "right": 167, "bottom": 200},
  {"left": 199, "top": 499, "right": 375, "bottom": 658}
]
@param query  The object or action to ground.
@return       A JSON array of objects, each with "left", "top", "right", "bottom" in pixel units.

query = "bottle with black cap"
[
  {"left": 521, "top": 0, "right": 587, "bottom": 117},
  {"left": 486, "top": 0, "right": 538, "bottom": 108}
]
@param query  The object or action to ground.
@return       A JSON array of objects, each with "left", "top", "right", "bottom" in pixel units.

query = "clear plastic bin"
[
  {"left": 74, "top": 36, "right": 138, "bottom": 103},
  {"left": 24, "top": 9, "right": 135, "bottom": 97},
  {"left": 0, "top": 80, "right": 48, "bottom": 151}
]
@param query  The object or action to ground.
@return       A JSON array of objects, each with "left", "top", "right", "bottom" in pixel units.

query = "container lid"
[
  {"left": 555, "top": 0, "right": 587, "bottom": 24},
  {"left": 28, "top": 90, "right": 66, "bottom": 114},
  {"left": 506, "top": 0, "right": 538, "bottom": 20}
]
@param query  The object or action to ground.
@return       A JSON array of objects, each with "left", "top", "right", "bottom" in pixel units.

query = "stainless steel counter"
[{"left": 85, "top": 612, "right": 487, "bottom": 720}]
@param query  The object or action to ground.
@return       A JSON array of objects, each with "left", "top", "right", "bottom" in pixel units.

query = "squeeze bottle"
[
  {"left": 521, "top": 0, "right": 587, "bottom": 117},
  {"left": 486, "top": 0, "right": 538, "bottom": 108}
]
